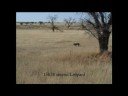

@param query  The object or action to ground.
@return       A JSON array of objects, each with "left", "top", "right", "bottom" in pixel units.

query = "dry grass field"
[{"left": 16, "top": 27, "right": 112, "bottom": 84}]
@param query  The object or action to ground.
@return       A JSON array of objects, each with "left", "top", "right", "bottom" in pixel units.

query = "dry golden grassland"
[{"left": 16, "top": 27, "right": 112, "bottom": 84}]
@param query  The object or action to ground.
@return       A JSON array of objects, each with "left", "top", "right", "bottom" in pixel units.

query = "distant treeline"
[{"left": 16, "top": 21, "right": 49, "bottom": 25}]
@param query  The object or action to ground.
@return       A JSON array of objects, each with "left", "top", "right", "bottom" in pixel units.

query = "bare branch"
[
  {"left": 86, "top": 19, "right": 96, "bottom": 28},
  {"left": 99, "top": 12, "right": 105, "bottom": 26},
  {"left": 85, "top": 27, "right": 98, "bottom": 40},
  {"left": 64, "top": 17, "right": 76, "bottom": 28},
  {"left": 89, "top": 12, "right": 101, "bottom": 28},
  {"left": 108, "top": 13, "right": 112, "bottom": 25},
  {"left": 78, "top": 18, "right": 87, "bottom": 29}
]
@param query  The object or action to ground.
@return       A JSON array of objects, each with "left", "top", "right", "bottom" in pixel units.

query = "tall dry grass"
[{"left": 16, "top": 29, "right": 112, "bottom": 84}]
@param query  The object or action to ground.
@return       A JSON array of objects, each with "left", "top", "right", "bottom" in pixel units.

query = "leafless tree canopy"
[
  {"left": 85, "top": 12, "right": 112, "bottom": 39},
  {"left": 48, "top": 15, "right": 58, "bottom": 32},
  {"left": 47, "top": 15, "right": 63, "bottom": 32},
  {"left": 78, "top": 17, "right": 86, "bottom": 29},
  {"left": 64, "top": 17, "right": 76, "bottom": 28}
]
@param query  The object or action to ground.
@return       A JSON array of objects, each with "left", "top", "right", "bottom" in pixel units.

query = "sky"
[{"left": 16, "top": 12, "right": 88, "bottom": 22}]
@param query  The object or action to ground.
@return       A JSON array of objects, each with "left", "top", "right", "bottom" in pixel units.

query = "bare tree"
[
  {"left": 48, "top": 15, "right": 61, "bottom": 32},
  {"left": 78, "top": 18, "right": 86, "bottom": 30},
  {"left": 64, "top": 17, "right": 76, "bottom": 28},
  {"left": 84, "top": 12, "right": 112, "bottom": 54}
]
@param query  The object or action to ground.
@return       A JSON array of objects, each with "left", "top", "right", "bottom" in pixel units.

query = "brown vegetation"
[{"left": 16, "top": 27, "right": 112, "bottom": 84}]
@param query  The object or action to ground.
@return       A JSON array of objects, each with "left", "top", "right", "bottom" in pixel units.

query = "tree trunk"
[
  {"left": 52, "top": 26, "right": 55, "bottom": 32},
  {"left": 98, "top": 30, "right": 111, "bottom": 53},
  {"left": 52, "top": 28, "right": 55, "bottom": 32},
  {"left": 67, "top": 25, "right": 70, "bottom": 28}
]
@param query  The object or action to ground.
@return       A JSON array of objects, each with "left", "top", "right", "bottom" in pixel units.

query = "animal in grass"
[{"left": 73, "top": 42, "right": 80, "bottom": 46}]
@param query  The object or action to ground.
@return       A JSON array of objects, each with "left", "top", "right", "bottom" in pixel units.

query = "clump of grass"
[{"left": 50, "top": 50, "right": 111, "bottom": 64}]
